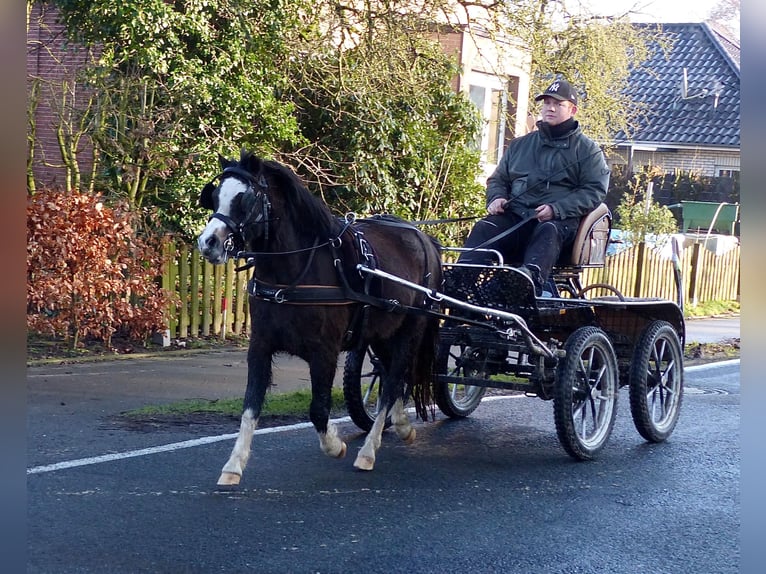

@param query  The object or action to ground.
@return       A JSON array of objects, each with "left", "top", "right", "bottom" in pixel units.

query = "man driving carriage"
[{"left": 458, "top": 78, "right": 610, "bottom": 296}]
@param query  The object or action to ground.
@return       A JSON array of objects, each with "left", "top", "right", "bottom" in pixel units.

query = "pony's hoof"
[
  {"left": 402, "top": 428, "right": 416, "bottom": 444},
  {"left": 353, "top": 455, "right": 375, "bottom": 471},
  {"left": 217, "top": 471, "right": 241, "bottom": 488},
  {"left": 336, "top": 442, "right": 347, "bottom": 458}
]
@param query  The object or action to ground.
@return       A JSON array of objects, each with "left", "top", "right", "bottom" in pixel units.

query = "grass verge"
[
  {"left": 684, "top": 299, "right": 739, "bottom": 318},
  {"left": 124, "top": 388, "right": 348, "bottom": 420}
]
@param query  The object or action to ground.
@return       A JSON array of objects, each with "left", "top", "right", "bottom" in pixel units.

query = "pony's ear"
[
  {"left": 243, "top": 152, "right": 263, "bottom": 177},
  {"left": 218, "top": 153, "right": 232, "bottom": 169},
  {"left": 200, "top": 182, "right": 216, "bottom": 210}
]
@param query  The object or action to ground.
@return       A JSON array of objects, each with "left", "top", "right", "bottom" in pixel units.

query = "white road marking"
[
  {"left": 684, "top": 359, "right": 739, "bottom": 372},
  {"left": 26, "top": 397, "right": 522, "bottom": 476},
  {"left": 27, "top": 369, "right": 158, "bottom": 378},
  {"left": 27, "top": 419, "right": 342, "bottom": 475},
  {"left": 27, "top": 361, "right": 738, "bottom": 476}
]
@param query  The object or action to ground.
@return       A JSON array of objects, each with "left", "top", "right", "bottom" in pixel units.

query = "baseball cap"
[{"left": 535, "top": 79, "right": 578, "bottom": 105}]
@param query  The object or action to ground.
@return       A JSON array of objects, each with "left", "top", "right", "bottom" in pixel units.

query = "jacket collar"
[{"left": 536, "top": 118, "right": 579, "bottom": 146}]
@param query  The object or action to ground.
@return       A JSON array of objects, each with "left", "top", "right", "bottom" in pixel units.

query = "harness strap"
[
  {"left": 249, "top": 280, "right": 354, "bottom": 305},
  {"left": 249, "top": 277, "right": 404, "bottom": 310}
]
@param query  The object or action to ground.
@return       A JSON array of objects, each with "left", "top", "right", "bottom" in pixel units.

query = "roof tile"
[{"left": 615, "top": 23, "right": 740, "bottom": 148}]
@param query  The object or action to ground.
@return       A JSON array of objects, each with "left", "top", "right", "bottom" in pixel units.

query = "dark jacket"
[{"left": 485, "top": 119, "right": 610, "bottom": 220}]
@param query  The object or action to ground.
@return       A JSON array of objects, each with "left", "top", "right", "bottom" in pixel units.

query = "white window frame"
[{"left": 466, "top": 72, "right": 510, "bottom": 175}]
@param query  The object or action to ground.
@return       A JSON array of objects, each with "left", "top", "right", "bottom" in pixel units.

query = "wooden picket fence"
[
  {"left": 161, "top": 239, "right": 740, "bottom": 339},
  {"left": 581, "top": 241, "right": 741, "bottom": 305},
  {"left": 161, "top": 241, "right": 255, "bottom": 340}
]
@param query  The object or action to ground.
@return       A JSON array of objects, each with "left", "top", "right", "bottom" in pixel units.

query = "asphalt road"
[
  {"left": 27, "top": 355, "right": 739, "bottom": 573},
  {"left": 683, "top": 316, "right": 740, "bottom": 343}
]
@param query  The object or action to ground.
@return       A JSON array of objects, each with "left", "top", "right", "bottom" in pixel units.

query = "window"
[
  {"left": 468, "top": 85, "right": 486, "bottom": 152},
  {"left": 467, "top": 74, "right": 519, "bottom": 167}
]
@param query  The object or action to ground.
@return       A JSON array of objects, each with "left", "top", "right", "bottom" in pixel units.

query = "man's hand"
[
  {"left": 535, "top": 204, "right": 554, "bottom": 222},
  {"left": 487, "top": 197, "right": 507, "bottom": 215}
]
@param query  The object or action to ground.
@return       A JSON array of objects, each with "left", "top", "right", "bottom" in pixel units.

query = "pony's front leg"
[
  {"left": 217, "top": 351, "right": 272, "bottom": 488},
  {"left": 353, "top": 406, "right": 388, "bottom": 471},
  {"left": 309, "top": 355, "right": 347, "bottom": 459}
]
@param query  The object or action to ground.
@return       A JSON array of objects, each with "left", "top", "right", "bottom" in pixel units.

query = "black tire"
[
  {"left": 342, "top": 346, "right": 391, "bottom": 432},
  {"left": 628, "top": 320, "right": 684, "bottom": 442},
  {"left": 433, "top": 341, "right": 487, "bottom": 418},
  {"left": 554, "top": 326, "right": 619, "bottom": 461}
]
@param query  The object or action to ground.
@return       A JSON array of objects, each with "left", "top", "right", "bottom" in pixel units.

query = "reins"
[
  {"left": 234, "top": 212, "right": 357, "bottom": 270},
  {"left": 209, "top": 137, "right": 610, "bottom": 305}
]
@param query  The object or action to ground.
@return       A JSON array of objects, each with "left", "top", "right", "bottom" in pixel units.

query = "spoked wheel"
[
  {"left": 342, "top": 345, "right": 391, "bottom": 432},
  {"left": 554, "top": 326, "right": 619, "bottom": 460},
  {"left": 433, "top": 341, "right": 488, "bottom": 418},
  {"left": 628, "top": 320, "right": 684, "bottom": 442}
]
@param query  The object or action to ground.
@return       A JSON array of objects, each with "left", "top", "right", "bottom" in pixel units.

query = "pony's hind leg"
[
  {"left": 353, "top": 407, "right": 388, "bottom": 471},
  {"left": 390, "top": 398, "right": 416, "bottom": 444},
  {"left": 352, "top": 397, "right": 413, "bottom": 471},
  {"left": 354, "top": 340, "right": 419, "bottom": 471}
]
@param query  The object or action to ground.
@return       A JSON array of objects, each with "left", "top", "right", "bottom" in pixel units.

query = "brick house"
[{"left": 27, "top": 1, "right": 97, "bottom": 191}]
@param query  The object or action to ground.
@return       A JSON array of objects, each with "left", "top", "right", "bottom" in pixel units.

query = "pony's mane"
[{"left": 240, "top": 151, "right": 340, "bottom": 238}]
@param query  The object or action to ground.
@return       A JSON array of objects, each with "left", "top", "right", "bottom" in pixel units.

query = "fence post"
[
  {"left": 161, "top": 239, "right": 171, "bottom": 334},
  {"left": 213, "top": 264, "right": 223, "bottom": 334},
  {"left": 233, "top": 262, "right": 248, "bottom": 335},
  {"left": 688, "top": 242, "right": 702, "bottom": 307},
  {"left": 178, "top": 243, "right": 189, "bottom": 339},
  {"left": 190, "top": 252, "right": 200, "bottom": 338},
  {"left": 632, "top": 242, "right": 646, "bottom": 298},
  {"left": 223, "top": 259, "right": 235, "bottom": 339},
  {"left": 202, "top": 260, "right": 213, "bottom": 336},
  {"left": 164, "top": 237, "right": 178, "bottom": 338}
]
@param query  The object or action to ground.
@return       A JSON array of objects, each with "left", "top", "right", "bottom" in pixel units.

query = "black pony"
[{"left": 197, "top": 150, "right": 442, "bottom": 486}]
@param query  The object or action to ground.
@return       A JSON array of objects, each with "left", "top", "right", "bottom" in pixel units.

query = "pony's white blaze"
[
  {"left": 197, "top": 178, "right": 249, "bottom": 264},
  {"left": 217, "top": 407, "right": 257, "bottom": 486}
]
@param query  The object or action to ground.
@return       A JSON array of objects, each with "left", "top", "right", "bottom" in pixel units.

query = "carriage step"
[{"left": 434, "top": 374, "right": 535, "bottom": 392}]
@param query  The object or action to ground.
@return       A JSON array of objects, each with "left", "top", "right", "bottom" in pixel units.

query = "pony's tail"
[{"left": 411, "top": 317, "right": 440, "bottom": 422}]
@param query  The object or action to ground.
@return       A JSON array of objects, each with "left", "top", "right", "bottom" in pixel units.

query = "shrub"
[
  {"left": 614, "top": 167, "right": 679, "bottom": 245},
  {"left": 27, "top": 188, "right": 176, "bottom": 349}
]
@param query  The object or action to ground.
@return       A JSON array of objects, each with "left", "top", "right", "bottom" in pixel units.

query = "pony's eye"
[
  {"left": 235, "top": 193, "right": 249, "bottom": 214},
  {"left": 236, "top": 192, "right": 256, "bottom": 217}
]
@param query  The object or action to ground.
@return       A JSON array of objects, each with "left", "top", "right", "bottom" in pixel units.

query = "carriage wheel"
[
  {"left": 553, "top": 327, "right": 619, "bottom": 461},
  {"left": 628, "top": 320, "right": 684, "bottom": 443},
  {"left": 433, "top": 341, "right": 487, "bottom": 418},
  {"left": 342, "top": 345, "right": 391, "bottom": 432}
]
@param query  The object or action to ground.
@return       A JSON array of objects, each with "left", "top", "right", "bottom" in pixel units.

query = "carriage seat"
[{"left": 558, "top": 203, "right": 611, "bottom": 268}]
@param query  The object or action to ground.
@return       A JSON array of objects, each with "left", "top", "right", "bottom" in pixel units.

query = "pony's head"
[{"left": 197, "top": 150, "right": 272, "bottom": 264}]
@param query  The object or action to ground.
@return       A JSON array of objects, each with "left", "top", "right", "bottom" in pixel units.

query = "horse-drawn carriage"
[
  {"left": 343, "top": 202, "right": 685, "bottom": 461},
  {"left": 197, "top": 150, "right": 684, "bottom": 487}
]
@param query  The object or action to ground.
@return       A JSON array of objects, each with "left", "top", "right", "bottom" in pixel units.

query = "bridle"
[{"left": 205, "top": 165, "right": 272, "bottom": 256}]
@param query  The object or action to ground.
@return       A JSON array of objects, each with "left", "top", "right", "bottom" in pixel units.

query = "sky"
[{"left": 572, "top": 0, "right": 727, "bottom": 23}]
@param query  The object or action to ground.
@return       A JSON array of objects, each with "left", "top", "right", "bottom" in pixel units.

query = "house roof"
[{"left": 615, "top": 23, "right": 740, "bottom": 149}]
